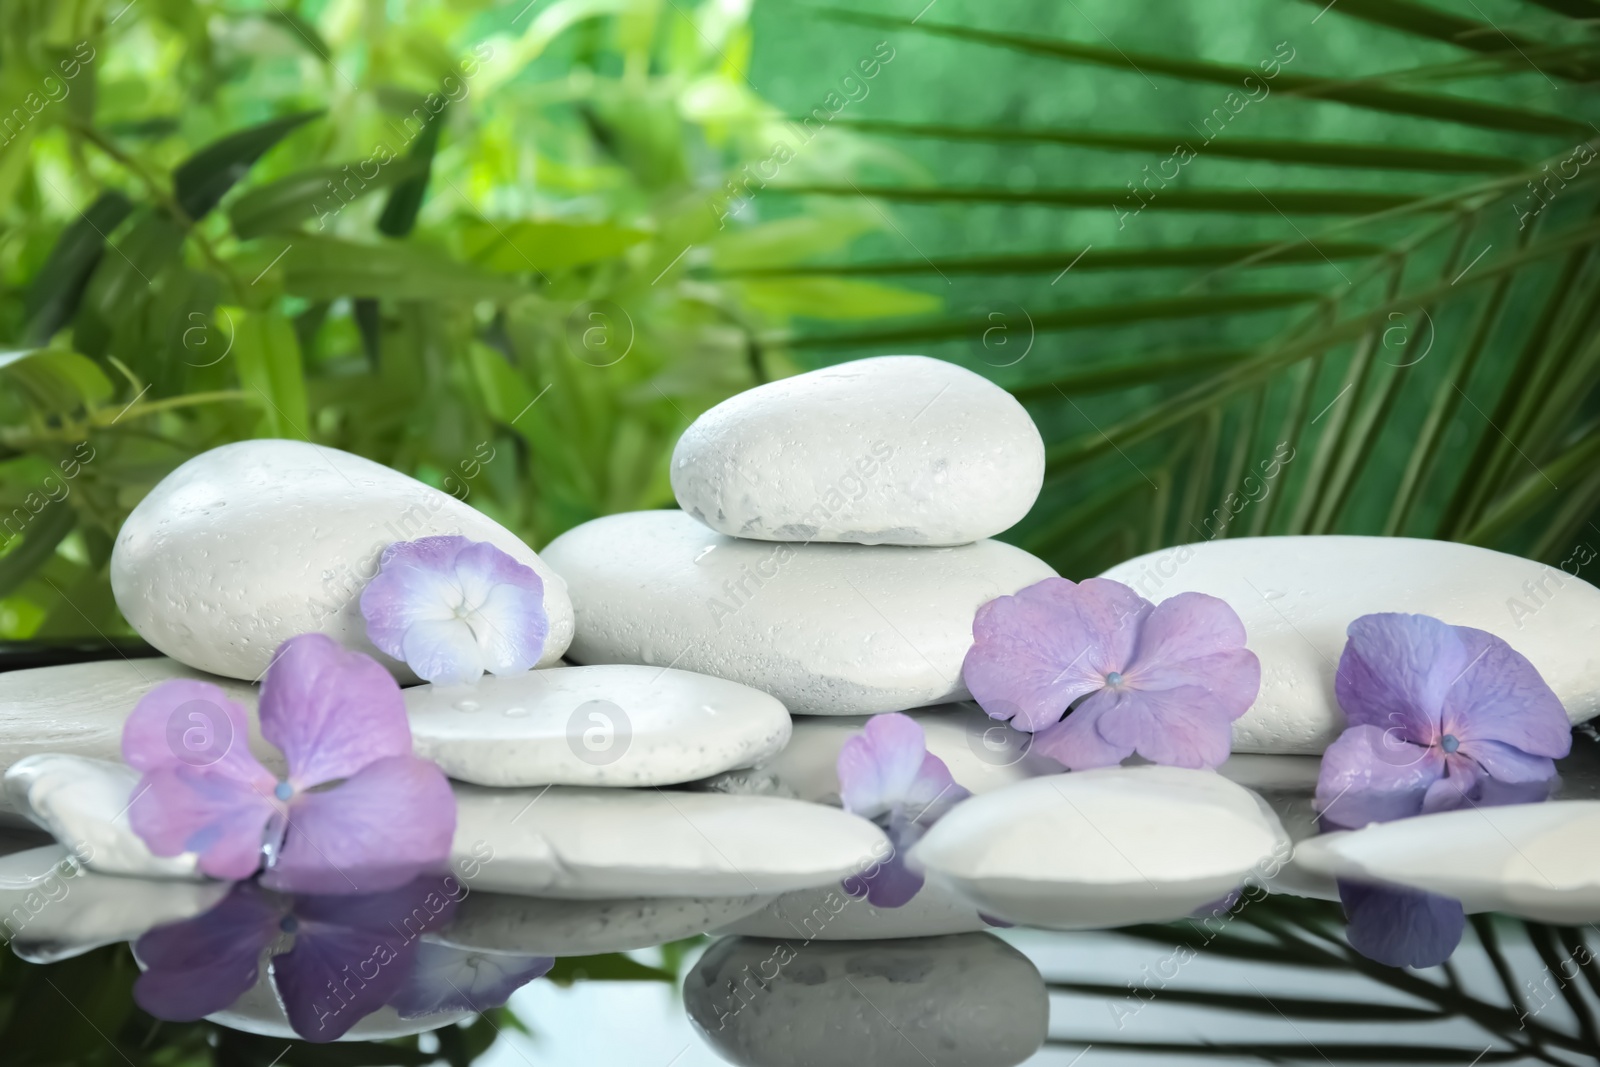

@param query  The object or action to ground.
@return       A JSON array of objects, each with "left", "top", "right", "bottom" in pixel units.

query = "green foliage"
[
  {"left": 751, "top": 0, "right": 1600, "bottom": 581},
  {"left": 0, "top": 0, "right": 912, "bottom": 640}
]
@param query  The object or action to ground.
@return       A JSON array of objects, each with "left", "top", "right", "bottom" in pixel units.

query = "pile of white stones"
[{"left": 5, "top": 352, "right": 1600, "bottom": 990}]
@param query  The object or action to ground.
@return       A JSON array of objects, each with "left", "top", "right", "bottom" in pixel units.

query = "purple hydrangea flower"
[
  {"left": 1314, "top": 613, "right": 1572, "bottom": 828},
  {"left": 134, "top": 875, "right": 463, "bottom": 1042},
  {"left": 837, "top": 713, "right": 971, "bottom": 908},
  {"left": 388, "top": 942, "right": 553, "bottom": 1018},
  {"left": 361, "top": 535, "right": 548, "bottom": 686},
  {"left": 123, "top": 633, "right": 457, "bottom": 893},
  {"left": 962, "top": 577, "right": 1260, "bottom": 771}
]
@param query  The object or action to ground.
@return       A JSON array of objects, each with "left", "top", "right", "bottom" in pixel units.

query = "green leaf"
[
  {"left": 172, "top": 110, "right": 322, "bottom": 221},
  {"left": 71, "top": 210, "right": 186, "bottom": 362},
  {"left": 460, "top": 218, "right": 652, "bottom": 273},
  {"left": 0, "top": 348, "right": 114, "bottom": 412},
  {"left": 831, "top": 119, "right": 1523, "bottom": 173},
  {"left": 228, "top": 306, "right": 310, "bottom": 439},
  {"left": 779, "top": 291, "right": 1317, "bottom": 348},
  {"left": 730, "top": 276, "right": 942, "bottom": 321},
  {"left": 0, "top": 498, "right": 77, "bottom": 601},
  {"left": 823, "top": 10, "right": 1592, "bottom": 138},
  {"left": 22, "top": 190, "right": 135, "bottom": 344},
  {"left": 723, "top": 242, "right": 1386, "bottom": 277},
  {"left": 546, "top": 953, "right": 674, "bottom": 985},
  {"left": 378, "top": 105, "right": 447, "bottom": 238},
  {"left": 770, "top": 183, "right": 1429, "bottom": 215},
  {"left": 228, "top": 158, "right": 429, "bottom": 239},
  {"left": 275, "top": 234, "right": 528, "bottom": 302}
]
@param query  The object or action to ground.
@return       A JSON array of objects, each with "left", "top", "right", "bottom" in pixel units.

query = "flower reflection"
[
  {"left": 1338, "top": 879, "right": 1465, "bottom": 970},
  {"left": 133, "top": 873, "right": 553, "bottom": 1042}
]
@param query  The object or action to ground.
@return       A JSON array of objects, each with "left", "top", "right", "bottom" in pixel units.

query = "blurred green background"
[{"left": 3, "top": 0, "right": 1599, "bottom": 644}]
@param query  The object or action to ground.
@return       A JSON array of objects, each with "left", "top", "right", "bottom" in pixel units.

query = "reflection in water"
[
  {"left": 685, "top": 932, "right": 1048, "bottom": 1067},
  {"left": 132, "top": 874, "right": 550, "bottom": 1042}
]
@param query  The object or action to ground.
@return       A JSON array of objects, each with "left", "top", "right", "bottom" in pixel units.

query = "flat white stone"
[
  {"left": 451, "top": 784, "right": 888, "bottom": 898},
  {"left": 1101, "top": 536, "right": 1600, "bottom": 754},
  {"left": 431, "top": 892, "right": 769, "bottom": 956},
  {"left": 406, "top": 665, "right": 790, "bottom": 787},
  {"left": 911, "top": 767, "right": 1289, "bottom": 929},
  {"left": 685, "top": 932, "right": 1048, "bottom": 1067},
  {"left": 542, "top": 510, "right": 1057, "bottom": 716},
  {"left": 110, "top": 439, "right": 574, "bottom": 683},
  {"left": 0, "top": 657, "right": 280, "bottom": 817},
  {"left": 700, "top": 703, "right": 1059, "bottom": 802},
  {"left": 0, "top": 845, "right": 228, "bottom": 963},
  {"left": 4, "top": 754, "right": 199, "bottom": 879},
  {"left": 720, "top": 879, "right": 991, "bottom": 940},
  {"left": 1292, "top": 801, "right": 1600, "bottom": 924},
  {"left": 671, "top": 355, "right": 1045, "bottom": 546}
]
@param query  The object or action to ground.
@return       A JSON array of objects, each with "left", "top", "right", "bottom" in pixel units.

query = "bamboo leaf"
[
  {"left": 172, "top": 110, "right": 322, "bottom": 221},
  {"left": 721, "top": 242, "right": 1386, "bottom": 277},
  {"left": 378, "top": 105, "right": 447, "bottom": 238},
  {"left": 228, "top": 158, "right": 429, "bottom": 239},
  {"left": 0, "top": 499, "right": 77, "bottom": 600},
  {"left": 229, "top": 306, "right": 310, "bottom": 440},
  {"left": 22, "top": 190, "right": 135, "bottom": 345},
  {"left": 274, "top": 234, "right": 528, "bottom": 302}
]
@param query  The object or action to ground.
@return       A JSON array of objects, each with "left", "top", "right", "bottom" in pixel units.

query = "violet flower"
[
  {"left": 123, "top": 633, "right": 457, "bottom": 893},
  {"left": 361, "top": 535, "right": 548, "bottom": 686},
  {"left": 837, "top": 713, "right": 970, "bottom": 907},
  {"left": 389, "top": 942, "right": 553, "bottom": 1018},
  {"left": 962, "top": 577, "right": 1260, "bottom": 771},
  {"left": 134, "top": 875, "right": 463, "bottom": 1042},
  {"left": 1314, "top": 613, "right": 1571, "bottom": 828}
]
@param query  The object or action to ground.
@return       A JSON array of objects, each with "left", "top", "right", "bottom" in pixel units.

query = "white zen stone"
[
  {"left": 4, "top": 754, "right": 199, "bottom": 880},
  {"left": 1102, "top": 536, "right": 1600, "bottom": 754},
  {"left": 911, "top": 766, "right": 1289, "bottom": 929},
  {"left": 450, "top": 784, "right": 887, "bottom": 898},
  {"left": 701, "top": 703, "right": 1058, "bottom": 802},
  {"left": 1293, "top": 801, "right": 1600, "bottom": 924},
  {"left": 406, "top": 665, "right": 790, "bottom": 788},
  {"left": 110, "top": 439, "right": 574, "bottom": 683},
  {"left": 0, "top": 657, "right": 280, "bottom": 817},
  {"left": 685, "top": 932, "right": 1048, "bottom": 1067},
  {"left": 721, "top": 880, "right": 991, "bottom": 941},
  {"left": 0, "top": 845, "right": 228, "bottom": 963},
  {"left": 432, "top": 893, "right": 769, "bottom": 956},
  {"left": 543, "top": 510, "right": 1057, "bottom": 716},
  {"left": 671, "top": 355, "right": 1045, "bottom": 546}
]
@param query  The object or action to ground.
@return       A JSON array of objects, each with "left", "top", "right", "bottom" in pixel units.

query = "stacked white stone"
[{"left": 542, "top": 355, "right": 1054, "bottom": 716}]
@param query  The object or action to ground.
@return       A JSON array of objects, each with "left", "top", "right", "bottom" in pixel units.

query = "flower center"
[
  {"left": 1105, "top": 671, "right": 1124, "bottom": 687},
  {"left": 1440, "top": 734, "right": 1460, "bottom": 754},
  {"left": 279, "top": 915, "right": 298, "bottom": 934},
  {"left": 274, "top": 781, "right": 294, "bottom": 801}
]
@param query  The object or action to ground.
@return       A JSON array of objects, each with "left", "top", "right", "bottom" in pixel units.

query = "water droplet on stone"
[
  {"left": 504, "top": 706, "right": 528, "bottom": 717},
  {"left": 694, "top": 545, "right": 716, "bottom": 563},
  {"left": 455, "top": 700, "right": 480, "bottom": 712}
]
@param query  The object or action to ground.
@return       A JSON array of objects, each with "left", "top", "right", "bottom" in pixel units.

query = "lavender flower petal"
[
  {"left": 453, "top": 540, "right": 548, "bottom": 675},
  {"left": 122, "top": 679, "right": 271, "bottom": 784},
  {"left": 1443, "top": 625, "right": 1572, "bottom": 760},
  {"left": 264, "top": 755, "right": 456, "bottom": 895},
  {"left": 259, "top": 633, "right": 413, "bottom": 789},
  {"left": 1094, "top": 685, "right": 1238, "bottom": 769},
  {"left": 1314, "top": 724, "right": 1445, "bottom": 830},
  {"left": 127, "top": 765, "right": 279, "bottom": 880},
  {"left": 962, "top": 578, "right": 1148, "bottom": 732},
  {"left": 389, "top": 943, "right": 553, "bottom": 1018},
  {"left": 1031, "top": 688, "right": 1135, "bottom": 771},
  {"left": 1334, "top": 614, "right": 1466, "bottom": 742}
]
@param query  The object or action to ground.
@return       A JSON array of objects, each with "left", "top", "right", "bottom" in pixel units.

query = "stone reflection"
[{"left": 684, "top": 932, "right": 1047, "bottom": 1067}]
